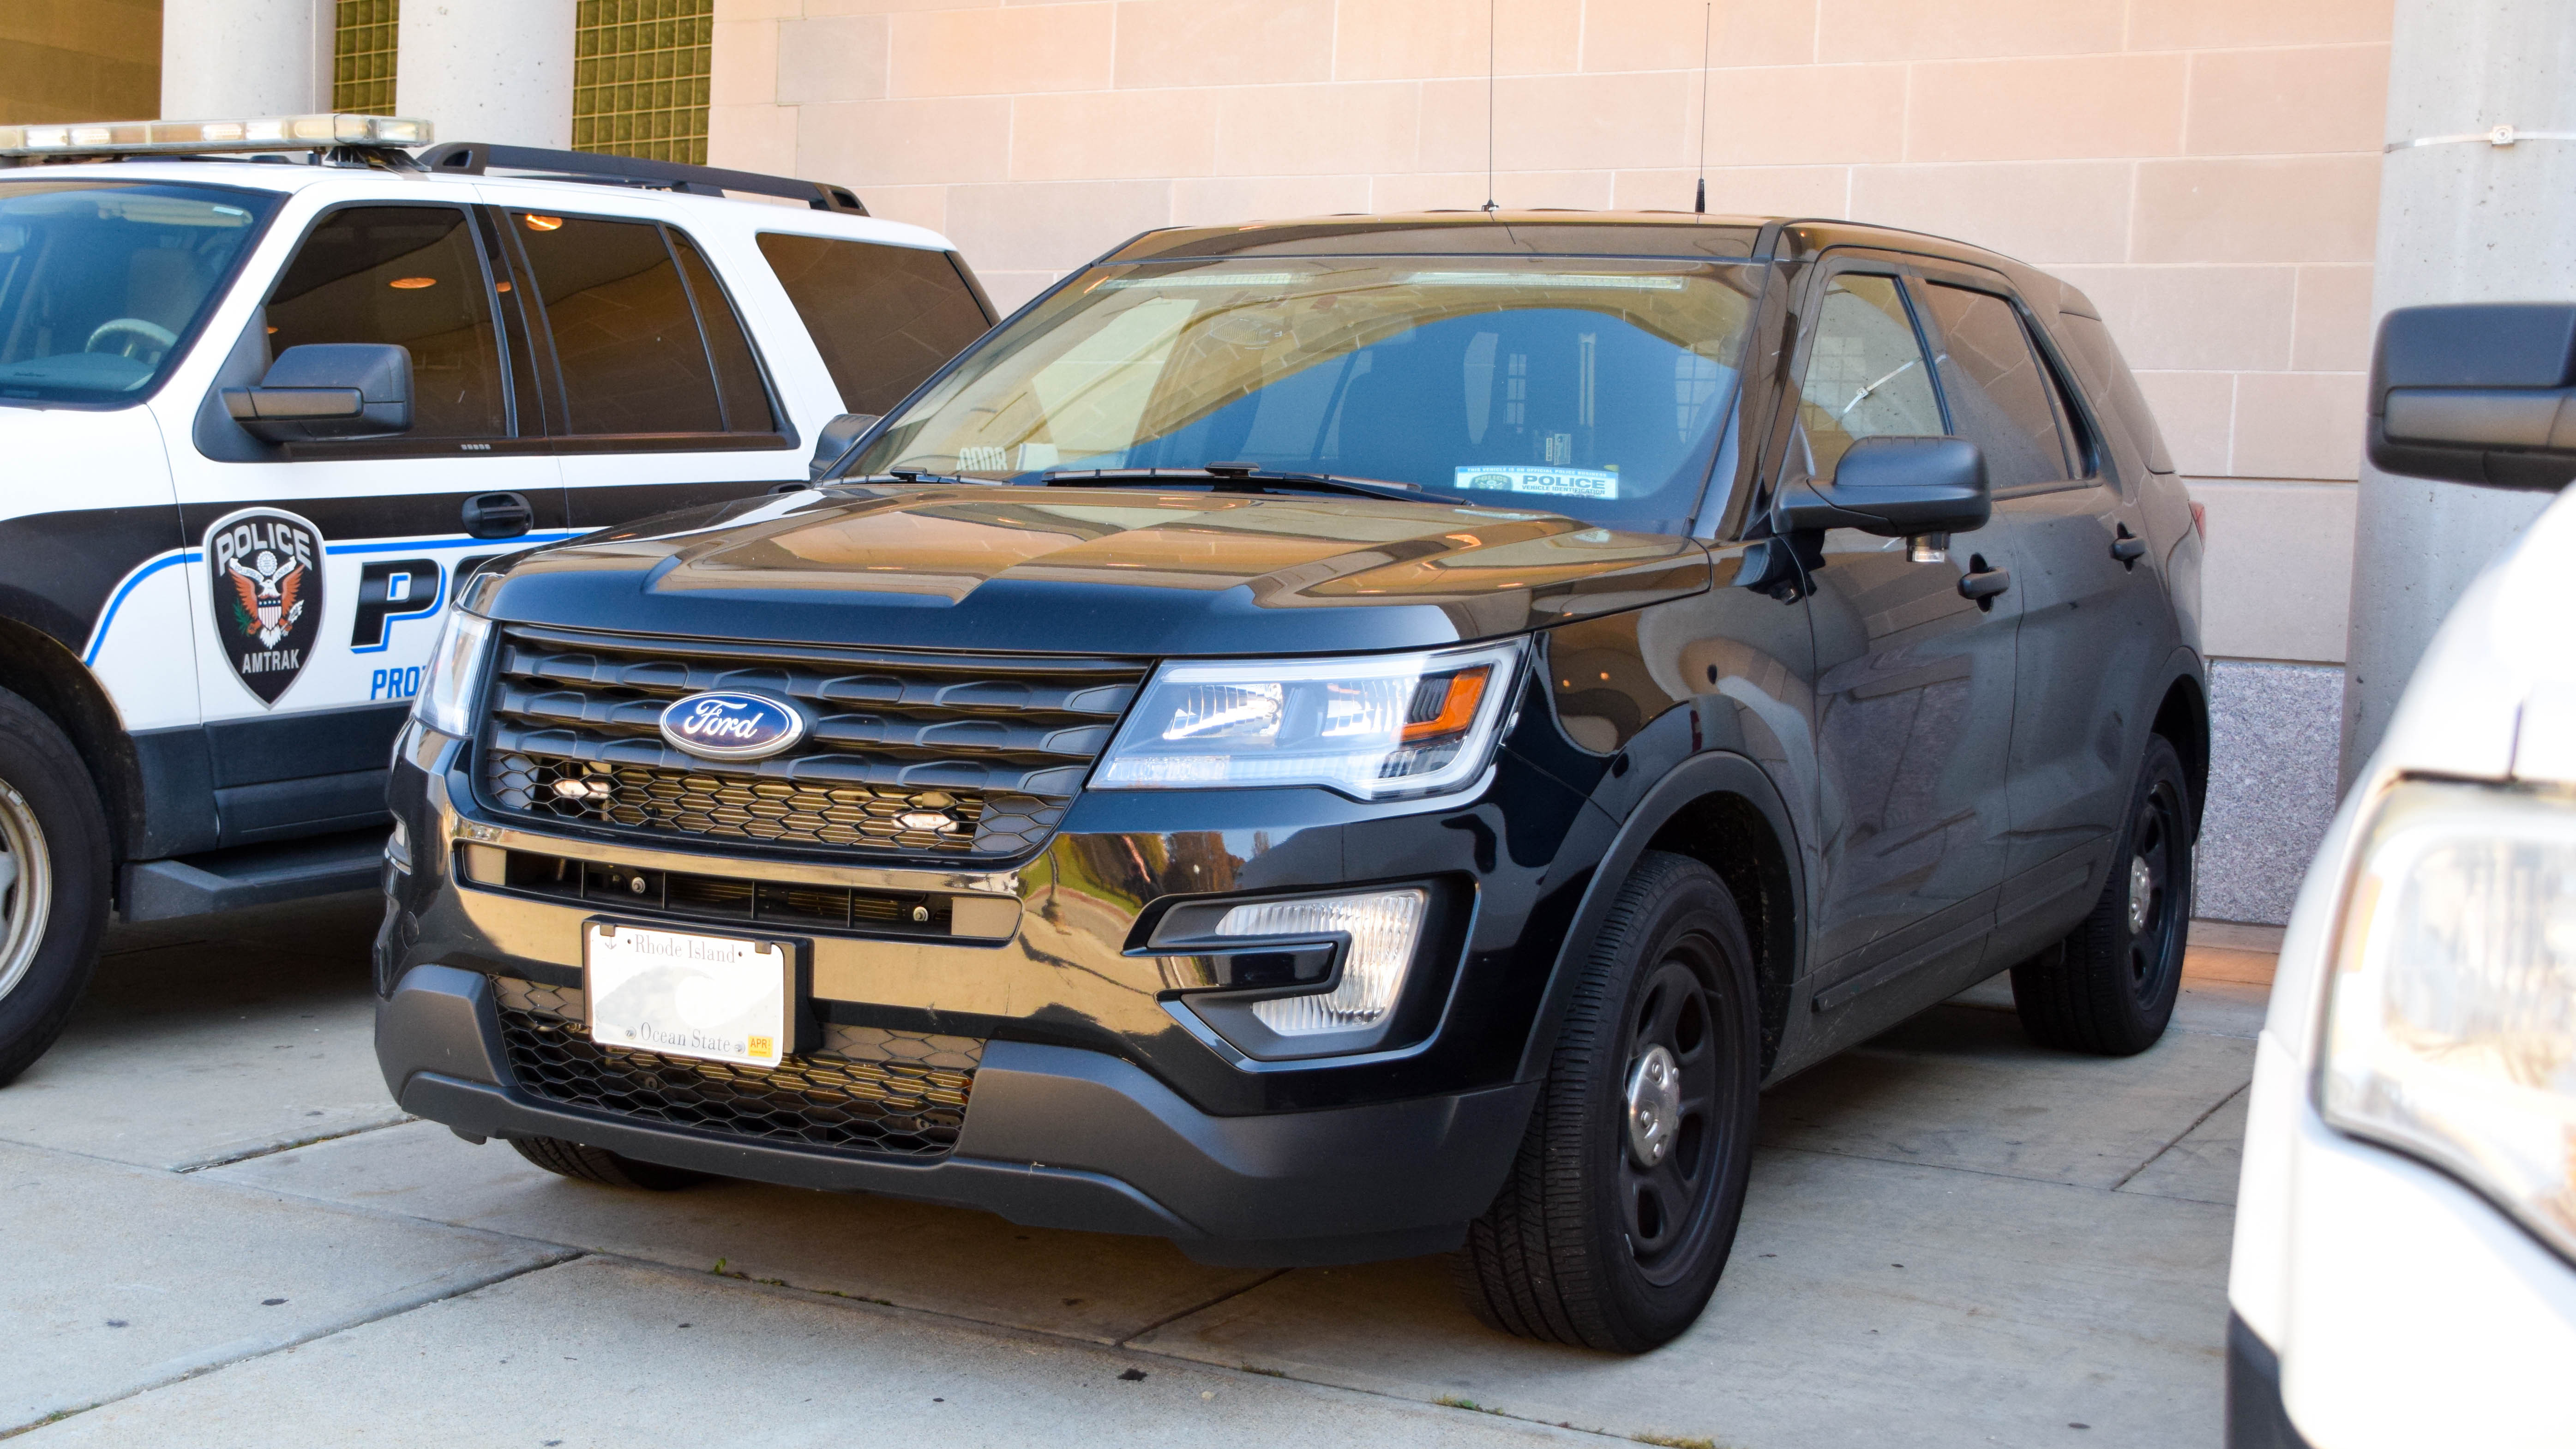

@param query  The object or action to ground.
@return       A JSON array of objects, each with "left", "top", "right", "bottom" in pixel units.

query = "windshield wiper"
[
  {"left": 1039, "top": 462, "right": 1428, "bottom": 503},
  {"left": 822, "top": 469, "right": 976, "bottom": 487}
]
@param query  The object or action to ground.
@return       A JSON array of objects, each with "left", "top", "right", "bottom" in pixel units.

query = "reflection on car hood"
[{"left": 485, "top": 485, "right": 1711, "bottom": 655}]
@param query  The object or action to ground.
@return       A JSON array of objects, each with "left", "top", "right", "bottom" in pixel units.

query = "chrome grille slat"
[{"left": 474, "top": 626, "right": 1141, "bottom": 860}]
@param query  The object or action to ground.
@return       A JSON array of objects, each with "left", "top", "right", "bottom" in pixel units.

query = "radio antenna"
[
  {"left": 1694, "top": 3, "right": 1712, "bottom": 213},
  {"left": 1483, "top": 0, "right": 1499, "bottom": 214}
]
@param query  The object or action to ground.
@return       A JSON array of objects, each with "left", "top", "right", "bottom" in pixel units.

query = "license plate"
[{"left": 583, "top": 921, "right": 789, "bottom": 1068}]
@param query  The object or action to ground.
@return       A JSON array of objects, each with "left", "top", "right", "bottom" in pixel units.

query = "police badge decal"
[{"left": 206, "top": 508, "right": 324, "bottom": 705}]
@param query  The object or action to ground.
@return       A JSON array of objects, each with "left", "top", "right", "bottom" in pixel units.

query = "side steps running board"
[{"left": 120, "top": 825, "right": 390, "bottom": 921}]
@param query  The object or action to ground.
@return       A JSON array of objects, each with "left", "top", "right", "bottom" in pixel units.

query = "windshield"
[
  {"left": 849, "top": 256, "right": 1765, "bottom": 532},
  {"left": 0, "top": 180, "right": 278, "bottom": 406}
]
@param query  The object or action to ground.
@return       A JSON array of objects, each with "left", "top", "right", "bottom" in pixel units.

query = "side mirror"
[
  {"left": 222, "top": 343, "right": 413, "bottom": 443},
  {"left": 808, "top": 411, "right": 881, "bottom": 479},
  {"left": 1776, "top": 435, "right": 1991, "bottom": 539},
  {"left": 2369, "top": 303, "right": 2576, "bottom": 490}
]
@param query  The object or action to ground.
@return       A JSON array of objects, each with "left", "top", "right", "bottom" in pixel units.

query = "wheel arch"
[
  {"left": 2149, "top": 661, "right": 2211, "bottom": 838},
  {"left": 0, "top": 616, "right": 141, "bottom": 866},
  {"left": 1515, "top": 752, "right": 1805, "bottom": 1082}
]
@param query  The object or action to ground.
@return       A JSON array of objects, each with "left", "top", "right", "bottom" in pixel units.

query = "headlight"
[
  {"left": 1094, "top": 641, "right": 1524, "bottom": 799},
  {"left": 2320, "top": 779, "right": 2576, "bottom": 1263},
  {"left": 411, "top": 609, "right": 495, "bottom": 738}
]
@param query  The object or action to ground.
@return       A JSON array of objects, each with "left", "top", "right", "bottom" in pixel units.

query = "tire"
[
  {"left": 1455, "top": 850, "right": 1760, "bottom": 1353},
  {"left": 509, "top": 1135, "right": 710, "bottom": 1191},
  {"left": 2011, "top": 734, "right": 2194, "bottom": 1056},
  {"left": 0, "top": 687, "right": 111, "bottom": 1088}
]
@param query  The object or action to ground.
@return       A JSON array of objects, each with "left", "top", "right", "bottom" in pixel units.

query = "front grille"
[
  {"left": 476, "top": 624, "right": 1146, "bottom": 861},
  {"left": 492, "top": 976, "right": 980, "bottom": 1156}
]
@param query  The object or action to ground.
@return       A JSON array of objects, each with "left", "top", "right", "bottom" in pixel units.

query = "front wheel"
[
  {"left": 0, "top": 687, "right": 110, "bottom": 1087},
  {"left": 509, "top": 1135, "right": 710, "bottom": 1191},
  {"left": 1454, "top": 851, "right": 1760, "bottom": 1353}
]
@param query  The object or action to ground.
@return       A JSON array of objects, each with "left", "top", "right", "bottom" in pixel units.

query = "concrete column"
[
  {"left": 395, "top": 0, "right": 579, "bottom": 150},
  {"left": 161, "top": 0, "right": 331, "bottom": 119},
  {"left": 2341, "top": 0, "right": 2576, "bottom": 783}
]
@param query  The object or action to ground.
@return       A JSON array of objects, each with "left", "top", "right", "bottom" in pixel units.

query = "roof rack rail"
[{"left": 415, "top": 142, "right": 866, "bottom": 215}]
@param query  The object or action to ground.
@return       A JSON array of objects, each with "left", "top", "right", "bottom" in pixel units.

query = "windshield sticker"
[
  {"left": 1095, "top": 272, "right": 1300, "bottom": 290},
  {"left": 1456, "top": 466, "right": 1621, "bottom": 500},
  {"left": 1404, "top": 271, "right": 1687, "bottom": 291}
]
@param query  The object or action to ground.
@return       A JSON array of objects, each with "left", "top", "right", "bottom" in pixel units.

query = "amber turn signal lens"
[
  {"left": 522, "top": 215, "right": 564, "bottom": 232},
  {"left": 1401, "top": 666, "right": 1491, "bottom": 745},
  {"left": 388, "top": 276, "right": 437, "bottom": 289}
]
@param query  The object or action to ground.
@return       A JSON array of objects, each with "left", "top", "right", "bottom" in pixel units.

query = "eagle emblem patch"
[{"left": 207, "top": 508, "right": 324, "bottom": 705}]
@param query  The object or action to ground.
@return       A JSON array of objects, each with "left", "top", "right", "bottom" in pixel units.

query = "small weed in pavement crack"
[
  {"left": 1239, "top": 1364, "right": 1284, "bottom": 1377},
  {"left": 1633, "top": 1435, "right": 1719, "bottom": 1449},
  {"left": 1436, "top": 1396, "right": 1502, "bottom": 1414}
]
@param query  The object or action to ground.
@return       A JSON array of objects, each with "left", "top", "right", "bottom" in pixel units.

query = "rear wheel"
[
  {"left": 1455, "top": 851, "right": 1759, "bottom": 1353},
  {"left": 2012, "top": 734, "right": 2194, "bottom": 1056},
  {"left": 0, "top": 687, "right": 110, "bottom": 1087},
  {"left": 509, "top": 1135, "right": 710, "bottom": 1191}
]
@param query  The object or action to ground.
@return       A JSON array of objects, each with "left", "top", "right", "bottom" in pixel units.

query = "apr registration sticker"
[{"left": 1456, "top": 466, "right": 1621, "bottom": 500}]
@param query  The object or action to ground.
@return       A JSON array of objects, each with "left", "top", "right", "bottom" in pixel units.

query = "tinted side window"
[
  {"left": 2059, "top": 313, "right": 2175, "bottom": 475},
  {"left": 1919, "top": 283, "right": 2069, "bottom": 488},
  {"left": 1794, "top": 273, "right": 1944, "bottom": 480},
  {"left": 756, "top": 233, "right": 991, "bottom": 415},
  {"left": 670, "top": 230, "right": 779, "bottom": 433},
  {"left": 266, "top": 205, "right": 505, "bottom": 438},
  {"left": 513, "top": 212, "right": 719, "bottom": 435}
]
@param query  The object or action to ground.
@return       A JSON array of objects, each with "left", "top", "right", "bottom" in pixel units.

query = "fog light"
[{"left": 1201, "top": 889, "right": 1428, "bottom": 1036}]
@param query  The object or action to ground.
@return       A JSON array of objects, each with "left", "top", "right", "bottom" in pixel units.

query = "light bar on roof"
[{"left": 0, "top": 115, "right": 433, "bottom": 158}]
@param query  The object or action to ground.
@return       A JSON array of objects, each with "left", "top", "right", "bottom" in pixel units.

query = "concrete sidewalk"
[{"left": 0, "top": 897, "right": 2272, "bottom": 1448}]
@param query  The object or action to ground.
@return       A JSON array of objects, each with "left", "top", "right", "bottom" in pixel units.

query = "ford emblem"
[{"left": 657, "top": 690, "right": 806, "bottom": 761}]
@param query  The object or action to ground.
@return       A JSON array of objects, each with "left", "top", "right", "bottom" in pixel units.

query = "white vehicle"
[
  {"left": 2228, "top": 303, "right": 2576, "bottom": 1448},
  {"left": 0, "top": 116, "right": 998, "bottom": 1081}
]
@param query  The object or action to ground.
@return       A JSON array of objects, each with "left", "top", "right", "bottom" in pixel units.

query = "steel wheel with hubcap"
[
  {"left": 2012, "top": 734, "right": 2195, "bottom": 1056},
  {"left": 1457, "top": 850, "right": 1760, "bottom": 1353},
  {"left": 0, "top": 685, "right": 110, "bottom": 1086}
]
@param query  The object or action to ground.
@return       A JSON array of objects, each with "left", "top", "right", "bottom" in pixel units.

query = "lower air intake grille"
[{"left": 491, "top": 977, "right": 979, "bottom": 1156}]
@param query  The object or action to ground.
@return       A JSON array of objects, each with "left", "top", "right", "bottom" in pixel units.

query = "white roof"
[{"left": 0, "top": 158, "right": 960, "bottom": 253}]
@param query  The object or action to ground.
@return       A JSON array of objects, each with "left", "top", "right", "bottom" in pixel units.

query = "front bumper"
[
  {"left": 2229, "top": 1033, "right": 2576, "bottom": 1448},
  {"left": 379, "top": 962, "right": 1535, "bottom": 1263}
]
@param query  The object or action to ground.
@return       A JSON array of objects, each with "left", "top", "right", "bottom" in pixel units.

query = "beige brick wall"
[{"left": 711, "top": 0, "right": 2395, "bottom": 663}]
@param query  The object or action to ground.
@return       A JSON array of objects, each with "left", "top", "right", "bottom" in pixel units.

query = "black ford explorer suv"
[{"left": 375, "top": 212, "right": 2208, "bottom": 1353}]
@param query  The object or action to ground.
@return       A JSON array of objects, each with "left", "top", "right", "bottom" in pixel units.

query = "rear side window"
[
  {"left": 1792, "top": 273, "right": 1944, "bottom": 481},
  {"left": 1917, "top": 283, "right": 2070, "bottom": 489},
  {"left": 267, "top": 204, "right": 506, "bottom": 438},
  {"left": 2058, "top": 312, "right": 2175, "bottom": 475},
  {"left": 512, "top": 212, "right": 775, "bottom": 437},
  {"left": 756, "top": 233, "right": 990, "bottom": 415}
]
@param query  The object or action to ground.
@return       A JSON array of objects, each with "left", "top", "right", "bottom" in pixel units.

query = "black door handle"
[
  {"left": 1958, "top": 554, "right": 2011, "bottom": 612},
  {"left": 2111, "top": 524, "right": 2145, "bottom": 566},
  {"left": 462, "top": 491, "right": 534, "bottom": 540}
]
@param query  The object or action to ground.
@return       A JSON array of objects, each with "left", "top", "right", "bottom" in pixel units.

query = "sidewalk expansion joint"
[
  {"left": 171, "top": 1116, "right": 418, "bottom": 1173},
  {"left": 1113, "top": 1268, "right": 1291, "bottom": 1348},
  {"left": 2109, "top": 1082, "right": 2246, "bottom": 1193},
  {"left": 0, "top": 1251, "right": 585, "bottom": 1440}
]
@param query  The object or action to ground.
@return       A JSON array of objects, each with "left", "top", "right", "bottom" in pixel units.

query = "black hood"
[{"left": 481, "top": 485, "right": 1711, "bottom": 655}]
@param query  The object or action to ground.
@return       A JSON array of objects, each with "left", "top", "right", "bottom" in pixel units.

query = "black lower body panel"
[
  {"left": 378, "top": 963, "right": 1536, "bottom": 1266},
  {"left": 2228, "top": 1312, "right": 2316, "bottom": 1449}
]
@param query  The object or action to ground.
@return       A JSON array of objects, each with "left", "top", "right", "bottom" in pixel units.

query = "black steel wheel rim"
[
  {"left": 2126, "top": 778, "right": 2187, "bottom": 1007},
  {"left": 1615, "top": 942, "right": 1736, "bottom": 1287}
]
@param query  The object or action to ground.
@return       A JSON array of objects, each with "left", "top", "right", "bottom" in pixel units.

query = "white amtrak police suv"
[{"left": 0, "top": 115, "right": 997, "bottom": 1081}]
